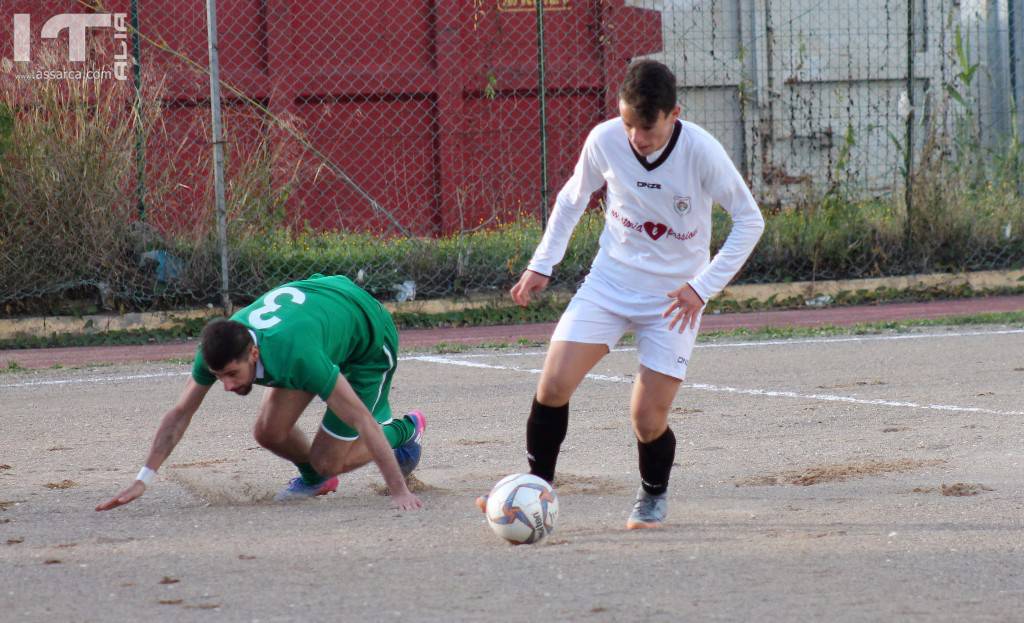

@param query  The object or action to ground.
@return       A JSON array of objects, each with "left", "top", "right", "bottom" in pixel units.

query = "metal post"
[
  {"left": 1012, "top": 0, "right": 1022, "bottom": 129},
  {"left": 1010, "top": 0, "right": 1024, "bottom": 195},
  {"left": 904, "top": 0, "right": 915, "bottom": 258},
  {"left": 984, "top": 0, "right": 1012, "bottom": 148},
  {"left": 131, "top": 0, "right": 145, "bottom": 220},
  {"left": 206, "top": 0, "right": 231, "bottom": 312},
  {"left": 535, "top": 0, "right": 550, "bottom": 230}
]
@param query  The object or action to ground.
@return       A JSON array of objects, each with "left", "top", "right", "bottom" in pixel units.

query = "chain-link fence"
[{"left": 2, "top": 0, "right": 1023, "bottom": 314}]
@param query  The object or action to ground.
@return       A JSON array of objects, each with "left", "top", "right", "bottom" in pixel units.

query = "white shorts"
[{"left": 551, "top": 271, "right": 702, "bottom": 380}]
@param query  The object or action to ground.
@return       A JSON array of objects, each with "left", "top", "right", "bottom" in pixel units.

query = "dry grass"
[
  {"left": 1, "top": 44, "right": 161, "bottom": 303},
  {"left": 0, "top": 40, "right": 301, "bottom": 311}
]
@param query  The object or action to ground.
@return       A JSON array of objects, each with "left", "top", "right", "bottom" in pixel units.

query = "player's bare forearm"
[
  {"left": 96, "top": 380, "right": 208, "bottom": 512},
  {"left": 353, "top": 415, "right": 413, "bottom": 496},
  {"left": 325, "top": 376, "right": 423, "bottom": 510},
  {"left": 142, "top": 379, "right": 208, "bottom": 469},
  {"left": 96, "top": 410, "right": 191, "bottom": 512},
  {"left": 144, "top": 406, "right": 195, "bottom": 470}
]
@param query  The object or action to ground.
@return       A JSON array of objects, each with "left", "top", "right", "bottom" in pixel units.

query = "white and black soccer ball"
[{"left": 485, "top": 473, "right": 558, "bottom": 544}]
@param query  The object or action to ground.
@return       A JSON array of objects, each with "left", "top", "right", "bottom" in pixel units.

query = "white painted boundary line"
[
  {"left": 687, "top": 383, "right": 1024, "bottom": 416},
  {"left": 4, "top": 327, "right": 1021, "bottom": 410},
  {"left": 695, "top": 327, "right": 1024, "bottom": 350},
  {"left": 430, "top": 327, "right": 1024, "bottom": 359},
  {"left": 405, "top": 355, "right": 1024, "bottom": 417},
  {"left": 0, "top": 370, "right": 189, "bottom": 389}
]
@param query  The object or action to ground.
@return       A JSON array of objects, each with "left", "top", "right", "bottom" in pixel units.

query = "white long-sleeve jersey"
[{"left": 527, "top": 118, "right": 765, "bottom": 301}]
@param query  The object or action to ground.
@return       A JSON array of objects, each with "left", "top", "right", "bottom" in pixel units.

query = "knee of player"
[
  {"left": 252, "top": 421, "right": 289, "bottom": 449},
  {"left": 631, "top": 418, "right": 669, "bottom": 443},
  {"left": 536, "top": 378, "right": 575, "bottom": 406}
]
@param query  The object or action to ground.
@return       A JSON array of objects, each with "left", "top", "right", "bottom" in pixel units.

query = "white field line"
[
  {"left": 1, "top": 371, "right": 190, "bottom": 389},
  {"left": 4, "top": 327, "right": 1021, "bottom": 408},
  {"left": 693, "top": 327, "right": 1024, "bottom": 350},
  {"left": 404, "top": 355, "right": 1024, "bottom": 417},
  {"left": 430, "top": 327, "right": 1024, "bottom": 359}
]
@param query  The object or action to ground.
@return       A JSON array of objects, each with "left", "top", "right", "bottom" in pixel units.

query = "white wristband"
[{"left": 135, "top": 466, "right": 157, "bottom": 486}]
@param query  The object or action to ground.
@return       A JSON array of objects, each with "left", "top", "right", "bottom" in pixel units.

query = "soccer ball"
[{"left": 485, "top": 473, "right": 558, "bottom": 544}]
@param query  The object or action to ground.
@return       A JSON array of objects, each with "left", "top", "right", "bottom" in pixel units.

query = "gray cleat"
[{"left": 626, "top": 486, "right": 668, "bottom": 529}]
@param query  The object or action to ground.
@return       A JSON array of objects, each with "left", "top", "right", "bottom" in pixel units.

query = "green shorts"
[{"left": 320, "top": 310, "right": 399, "bottom": 441}]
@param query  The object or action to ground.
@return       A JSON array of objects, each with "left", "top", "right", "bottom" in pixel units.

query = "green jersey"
[{"left": 192, "top": 275, "right": 396, "bottom": 401}]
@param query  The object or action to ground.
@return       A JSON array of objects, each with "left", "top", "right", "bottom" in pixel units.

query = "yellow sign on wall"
[{"left": 497, "top": 0, "right": 571, "bottom": 13}]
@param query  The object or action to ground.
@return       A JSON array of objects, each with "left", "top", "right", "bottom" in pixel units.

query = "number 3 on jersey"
[{"left": 248, "top": 286, "right": 306, "bottom": 329}]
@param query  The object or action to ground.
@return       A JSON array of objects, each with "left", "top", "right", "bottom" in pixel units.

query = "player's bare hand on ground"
[
  {"left": 95, "top": 481, "right": 146, "bottom": 511},
  {"left": 511, "top": 270, "right": 550, "bottom": 307},
  {"left": 663, "top": 284, "right": 705, "bottom": 331},
  {"left": 391, "top": 491, "right": 423, "bottom": 511}
]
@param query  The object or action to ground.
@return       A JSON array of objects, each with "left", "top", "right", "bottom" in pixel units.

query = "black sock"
[
  {"left": 638, "top": 427, "right": 676, "bottom": 496},
  {"left": 526, "top": 396, "right": 569, "bottom": 483}
]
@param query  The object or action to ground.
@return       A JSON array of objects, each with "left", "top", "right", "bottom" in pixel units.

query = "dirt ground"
[{"left": 1, "top": 324, "right": 1022, "bottom": 622}]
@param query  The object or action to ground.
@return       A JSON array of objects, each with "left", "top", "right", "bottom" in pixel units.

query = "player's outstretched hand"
[
  {"left": 391, "top": 491, "right": 423, "bottom": 511},
  {"left": 510, "top": 270, "right": 550, "bottom": 307},
  {"left": 664, "top": 283, "right": 705, "bottom": 332},
  {"left": 95, "top": 481, "right": 146, "bottom": 511}
]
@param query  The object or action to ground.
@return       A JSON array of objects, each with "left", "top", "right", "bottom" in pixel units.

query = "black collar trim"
[{"left": 630, "top": 120, "right": 682, "bottom": 171}]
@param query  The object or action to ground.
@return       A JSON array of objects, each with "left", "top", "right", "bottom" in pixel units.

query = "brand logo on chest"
[{"left": 636, "top": 180, "right": 662, "bottom": 190}]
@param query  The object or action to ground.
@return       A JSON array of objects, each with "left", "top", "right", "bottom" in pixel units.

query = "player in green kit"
[{"left": 97, "top": 274, "right": 424, "bottom": 511}]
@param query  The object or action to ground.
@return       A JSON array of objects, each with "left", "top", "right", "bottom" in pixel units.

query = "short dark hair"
[
  {"left": 201, "top": 319, "right": 253, "bottom": 371},
  {"left": 618, "top": 60, "right": 677, "bottom": 125}
]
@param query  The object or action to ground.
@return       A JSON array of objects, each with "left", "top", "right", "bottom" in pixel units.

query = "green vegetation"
[
  {"left": 10, "top": 176, "right": 1019, "bottom": 314},
  {"left": 391, "top": 282, "right": 1024, "bottom": 326},
  {"left": 161, "top": 186, "right": 1024, "bottom": 309},
  {"left": 428, "top": 339, "right": 549, "bottom": 354},
  {"left": 403, "top": 311, "right": 1024, "bottom": 353},
  {"left": 699, "top": 310, "right": 1024, "bottom": 341},
  {"left": 2, "top": 37, "right": 1022, "bottom": 316},
  {"left": 391, "top": 295, "right": 570, "bottom": 328},
  {"left": 0, "top": 316, "right": 208, "bottom": 351},
  {"left": 4, "top": 308, "right": 1022, "bottom": 353}
]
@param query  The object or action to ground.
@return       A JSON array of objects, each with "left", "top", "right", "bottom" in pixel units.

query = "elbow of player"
[
  {"left": 554, "top": 190, "right": 585, "bottom": 214},
  {"left": 748, "top": 211, "right": 766, "bottom": 237}
]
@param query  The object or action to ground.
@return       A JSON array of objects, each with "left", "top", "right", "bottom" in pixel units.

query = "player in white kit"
[{"left": 480, "top": 60, "right": 765, "bottom": 529}]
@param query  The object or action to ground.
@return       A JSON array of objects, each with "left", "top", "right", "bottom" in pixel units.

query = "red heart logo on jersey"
[{"left": 643, "top": 221, "right": 667, "bottom": 240}]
